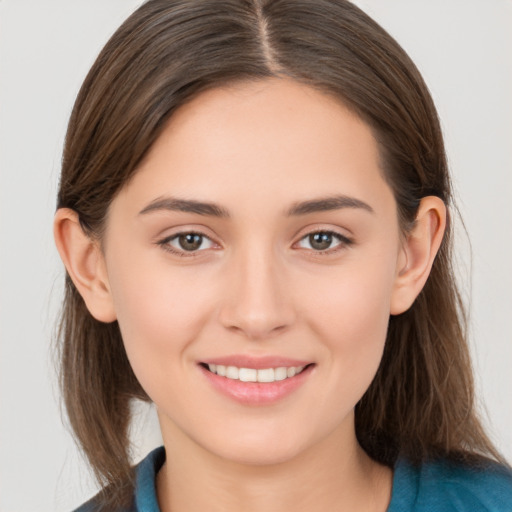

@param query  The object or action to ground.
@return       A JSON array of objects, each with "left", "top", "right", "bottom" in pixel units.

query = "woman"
[{"left": 53, "top": 1, "right": 512, "bottom": 510}]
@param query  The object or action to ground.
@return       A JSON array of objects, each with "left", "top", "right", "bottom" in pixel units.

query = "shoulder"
[
  {"left": 389, "top": 456, "right": 512, "bottom": 512},
  {"left": 72, "top": 447, "right": 165, "bottom": 512}
]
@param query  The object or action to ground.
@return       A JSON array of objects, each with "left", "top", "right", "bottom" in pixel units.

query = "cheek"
[
  {"left": 105, "top": 248, "right": 216, "bottom": 386},
  {"left": 299, "top": 253, "right": 397, "bottom": 394},
  {"left": 303, "top": 251, "right": 395, "bottom": 332},
  {"left": 312, "top": 283, "right": 390, "bottom": 361}
]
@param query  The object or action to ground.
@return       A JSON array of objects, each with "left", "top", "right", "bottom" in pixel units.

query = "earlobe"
[
  {"left": 53, "top": 208, "right": 117, "bottom": 323},
  {"left": 390, "top": 196, "right": 447, "bottom": 315}
]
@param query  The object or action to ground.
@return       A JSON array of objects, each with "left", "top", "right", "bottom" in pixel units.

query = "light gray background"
[{"left": 1, "top": 1, "right": 511, "bottom": 511}]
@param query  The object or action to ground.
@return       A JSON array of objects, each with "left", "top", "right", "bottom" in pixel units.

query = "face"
[{"left": 101, "top": 78, "right": 405, "bottom": 465}]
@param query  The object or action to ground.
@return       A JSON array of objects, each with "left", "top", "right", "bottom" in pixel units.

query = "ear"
[
  {"left": 54, "top": 208, "right": 117, "bottom": 322},
  {"left": 390, "top": 196, "right": 447, "bottom": 315}
]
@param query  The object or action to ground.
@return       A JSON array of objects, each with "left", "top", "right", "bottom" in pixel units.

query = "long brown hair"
[{"left": 57, "top": 0, "right": 504, "bottom": 508}]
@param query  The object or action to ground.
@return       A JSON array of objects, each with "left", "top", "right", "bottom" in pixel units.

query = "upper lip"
[{"left": 200, "top": 355, "right": 313, "bottom": 369}]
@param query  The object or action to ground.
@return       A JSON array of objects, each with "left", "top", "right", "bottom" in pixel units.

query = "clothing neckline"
[
  {"left": 135, "top": 446, "right": 406, "bottom": 511},
  {"left": 133, "top": 446, "right": 512, "bottom": 512}
]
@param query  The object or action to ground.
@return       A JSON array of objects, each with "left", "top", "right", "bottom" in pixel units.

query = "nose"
[{"left": 218, "top": 245, "right": 296, "bottom": 340}]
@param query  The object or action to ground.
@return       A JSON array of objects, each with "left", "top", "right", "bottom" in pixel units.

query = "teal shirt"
[{"left": 75, "top": 446, "right": 512, "bottom": 511}]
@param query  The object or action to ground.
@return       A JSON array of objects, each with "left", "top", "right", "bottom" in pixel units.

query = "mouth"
[
  {"left": 200, "top": 363, "right": 311, "bottom": 383},
  {"left": 198, "top": 359, "right": 315, "bottom": 405}
]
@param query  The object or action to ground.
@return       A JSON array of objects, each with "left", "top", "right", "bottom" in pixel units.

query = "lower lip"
[{"left": 199, "top": 365, "right": 314, "bottom": 405}]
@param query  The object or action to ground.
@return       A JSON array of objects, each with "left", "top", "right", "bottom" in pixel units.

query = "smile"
[
  {"left": 199, "top": 359, "right": 315, "bottom": 405},
  {"left": 206, "top": 364, "right": 306, "bottom": 383}
]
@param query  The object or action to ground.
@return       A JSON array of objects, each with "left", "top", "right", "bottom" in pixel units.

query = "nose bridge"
[{"left": 219, "top": 237, "right": 294, "bottom": 339}]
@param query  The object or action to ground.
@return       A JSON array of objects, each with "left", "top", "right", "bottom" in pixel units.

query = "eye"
[
  {"left": 159, "top": 232, "right": 216, "bottom": 254},
  {"left": 296, "top": 231, "right": 351, "bottom": 252}
]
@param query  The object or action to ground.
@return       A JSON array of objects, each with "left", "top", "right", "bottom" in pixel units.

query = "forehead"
[{"left": 115, "top": 78, "right": 394, "bottom": 216}]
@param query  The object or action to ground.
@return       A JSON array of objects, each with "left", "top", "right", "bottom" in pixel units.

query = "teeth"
[
  {"left": 239, "top": 368, "right": 257, "bottom": 382},
  {"left": 274, "top": 367, "right": 287, "bottom": 381},
  {"left": 226, "top": 366, "right": 239, "bottom": 379},
  {"left": 257, "top": 368, "right": 275, "bottom": 383},
  {"left": 206, "top": 364, "right": 307, "bottom": 383}
]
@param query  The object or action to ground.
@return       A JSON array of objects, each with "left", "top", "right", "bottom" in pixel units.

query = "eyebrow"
[
  {"left": 139, "top": 194, "right": 374, "bottom": 218},
  {"left": 286, "top": 195, "right": 374, "bottom": 216},
  {"left": 139, "top": 197, "right": 230, "bottom": 217}
]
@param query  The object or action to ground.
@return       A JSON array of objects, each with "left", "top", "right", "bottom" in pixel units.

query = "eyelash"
[
  {"left": 156, "top": 229, "right": 353, "bottom": 257},
  {"left": 295, "top": 230, "right": 353, "bottom": 255},
  {"left": 157, "top": 231, "right": 216, "bottom": 257}
]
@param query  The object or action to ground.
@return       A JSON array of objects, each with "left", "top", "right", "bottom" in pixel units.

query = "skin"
[{"left": 54, "top": 78, "right": 446, "bottom": 511}]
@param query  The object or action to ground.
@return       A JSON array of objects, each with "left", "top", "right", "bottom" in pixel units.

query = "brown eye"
[
  {"left": 308, "top": 232, "right": 334, "bottom": 250},
  {"left": 178, "top": 233, "right": 204, "bottom": 251},
  {"left": 160, "top": 232, "right": 215, "bottom": 254},
  {"left": 296, "top": 230, "right": 351, "bottom": 252}
]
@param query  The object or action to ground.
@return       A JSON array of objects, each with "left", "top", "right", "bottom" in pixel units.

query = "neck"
[{"left": 156, "top": 413, "right": 392, "bottom": 512}]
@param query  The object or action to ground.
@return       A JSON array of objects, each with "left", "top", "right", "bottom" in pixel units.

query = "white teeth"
[
  {"left": 239, "top": 368, "right": 257, "bottom": 382},
  {"left": 206, "top": 364, "right": 307, "bottom": 383},
  {"left": 226, "top": 366, "right": 239, "bottom": 379},
  {"left": 257, "top": 368, "right": 275, "bottom": 383},
  {"left": 274, "top": 367, "right": 287, "bottom": 381}
]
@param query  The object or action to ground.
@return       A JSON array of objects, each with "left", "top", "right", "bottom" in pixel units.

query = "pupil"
[
  {"left": 310, "top": 232, "right": 332, "bottom": 250},
  {"left": 179, "top": 234, "right": 202, "bottom": 251}
]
